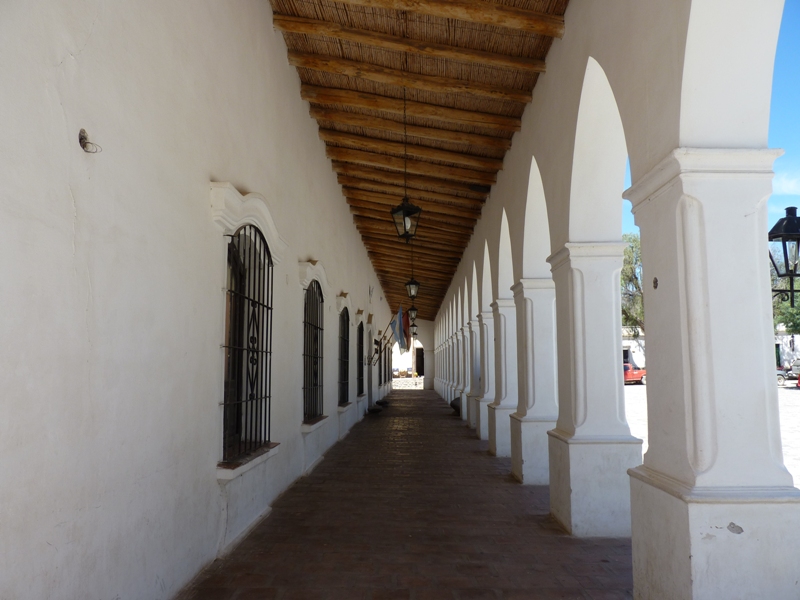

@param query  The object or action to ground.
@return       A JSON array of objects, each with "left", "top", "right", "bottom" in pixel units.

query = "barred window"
[
  {"left": 222, "top": 225, "right": 273, "bottom": 463},
  {"left": 378, "top": 346, "right": 383, "bottom": 386},
  {"left": 357, "top": 322, "right": 364, "bottom": 396},
  {"left": 303, "top": 280, "right": 324, "bottom": 422},
  {"left": 338, "top": 308, "right": 349, "bottom": 406}
]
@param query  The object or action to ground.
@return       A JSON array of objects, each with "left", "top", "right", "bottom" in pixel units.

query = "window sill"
[
  {"left": 356, "top": 393, "right": 366, "bottom": 398},
  {"left": 301, "top": 415, "right": 328, "bottom": 434},
  {"left": 216, "top": 442, "right": 280, "bottom": 482},
  {"left": 337, "top": 402, "right": 353, "bottom": 414}
]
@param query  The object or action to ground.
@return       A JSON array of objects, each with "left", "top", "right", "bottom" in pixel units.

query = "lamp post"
[{"left": 769, "top": 207, "right": 800, "bottom": 307}]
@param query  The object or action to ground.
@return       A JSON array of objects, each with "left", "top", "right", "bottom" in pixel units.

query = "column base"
[
  {"left": 487, "top": 404, "right": 514, "bottom": 457},
  {"left": 459, "top": 392, "right": 468, "bottom": 422},
  {"left": 629, "top": 466, "right": 800, "bottom": 600},
  {"left": 510, "top": 415, "right": 556, "bottom": 485},
  {"left": 475, "top": 399, "right": 491, "bottom": 440},
  {"left": 548, "top": 429, "right": 642, "bottom": 536},
  {"left": 467, "top": 396, "right": 479, "bottom": 429}
]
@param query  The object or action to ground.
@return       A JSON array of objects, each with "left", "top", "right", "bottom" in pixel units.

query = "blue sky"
[{"left": 623, "top": 0, "right": 800, "bottom": 235}]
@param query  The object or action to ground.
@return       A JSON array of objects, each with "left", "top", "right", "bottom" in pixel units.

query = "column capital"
[
  {"left": 490, "top": 298, "right": 516, "bottom": 311},
  {"left": 547, "top": 242, "right": 627, "bottom": 273},
  {"left": 511, "top": 278, "right": 555, "bottom": 298},
  {"left": 623, "top": 147, "right": 783, "bottom": 210}
]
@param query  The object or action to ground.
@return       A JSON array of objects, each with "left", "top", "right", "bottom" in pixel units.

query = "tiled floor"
[{"left": 176, "top": 390, "right": 633, "bottom": 600}]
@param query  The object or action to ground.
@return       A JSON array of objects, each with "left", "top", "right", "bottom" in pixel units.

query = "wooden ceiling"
[{"left": 270, "top": 0, "right": 569, "bottom": 320}]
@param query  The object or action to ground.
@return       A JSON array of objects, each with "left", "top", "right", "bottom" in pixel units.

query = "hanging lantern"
[
  {"left": 408, "top": 305, "right": 418, "bottom": 321},
  {"left": 390, "top": 196, "right": 422, "bottom": 242},
  {"left": 770, "top": 207, "right": 800, "bottom": 307},
  {"left": 410, "top": 322, "right": 418, "bottom": 337},
  {"left": 405, "top": 277, "right": 420, "bottom": 300}
]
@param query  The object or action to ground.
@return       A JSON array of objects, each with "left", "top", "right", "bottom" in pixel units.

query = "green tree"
[
  {"left": 621, "top": 232, "right": 645, "bottom": 333},
  {"left": 771, "top": 262, "right": 800, "bottom": 334}
]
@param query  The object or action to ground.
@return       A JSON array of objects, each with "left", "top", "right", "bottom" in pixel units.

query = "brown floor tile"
[{"left": 176, "top": 391, "right": 632, "bottom": 600}]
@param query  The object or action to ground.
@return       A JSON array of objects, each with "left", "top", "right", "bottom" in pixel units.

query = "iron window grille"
[
  {"left": 338, "top": 308, "right": 349, "bottom": 406},
  {"left": 303, "top": 280, "right": 324, "bottom": 422},
  {"left": 357, "top": 322, "right": 364, "bottom": 396},
  {"left": 222, "top": 224, "right": 273, "bottom": 463}
]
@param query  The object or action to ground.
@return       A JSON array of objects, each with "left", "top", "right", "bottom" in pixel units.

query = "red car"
[{"left": 623, "top": 363, "right": 646, "bottom": 385}]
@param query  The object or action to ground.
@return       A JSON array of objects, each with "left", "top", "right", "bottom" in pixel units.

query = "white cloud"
[{"left": 773, "top": 172, "right": 800, "bottom": 196}]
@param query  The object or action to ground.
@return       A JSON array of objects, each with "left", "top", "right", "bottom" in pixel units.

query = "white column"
[
  {"left": 466, "top": 318, "right": 481, "bottom": 429},
  {"left": 475, "top": 311, "right": 495, "bottom": 440},
  {"left": 444, "top": 336, "right": 453, "bottom": 404},
  {"left": 625, "top": 148, "right": 800, "bottom": 599},
  {"left": 488, "top": 298, "right": 518, "bottom": 457},
  {"left": 510, "top": 279, "right": 559, "bottom": 484},
  {"left": 459, "top": 326, "right": 470, "bottom": 421},
  {"left": 547, "top": 242, "right": 642, "bottom": 536}
]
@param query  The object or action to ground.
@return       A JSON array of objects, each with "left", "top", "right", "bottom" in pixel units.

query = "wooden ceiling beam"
[
  {"left": 289, "top": 51, "right": 532, "bottom": 104},
  {"left": 327, "top": 147, "right": 497, "bottom": 185},
  {"left": 350, "top": 206, "right": 473, "bottom": 234},
  {"left": 310, "top": 107, "right": 512, "bottom": 151},
  {"left": 355, "top": 220, "right": 470, "bottom": 245},
  {"left": 338, "top": 175, "right": 485, "bottom": 206},
  {"left": 369, "top": 254, "right": 458, "bottom": 274},
  {"left": 274, "top": 14, "right": 547, "bottom": 73},
  {"left": 301, "top": 85, "right": 522, "bottom": 132},
  {"left": 370, "top": 257, "right": 460, "bottom": 274},
  {"left": 346, "top": 196, "right": 478, "bottom": 227},
  {"left": 345, "top": 191, "right": 479, "bottom": 222},
  {"left": 360, "top": 236, "right": 464, "bottom": 258},
  {"left": 334, "top": 167, "right": 489, "bottom": 200},
  {"left": 355, "top": 214, "right": 470, "bottom": 237},
  {"left": 320, "top": 130, "right": 503, "bottom": 172},
  {"left": 332, "top": 0, "right": 565, "bottom": 38},
  {"left": 357, "top": 229, "right": 468, "bottom": 251}
]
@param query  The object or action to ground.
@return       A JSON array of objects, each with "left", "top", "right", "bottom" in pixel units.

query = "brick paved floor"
[{"left": 176, "top": 390, "right": 633, "bottom": 600}]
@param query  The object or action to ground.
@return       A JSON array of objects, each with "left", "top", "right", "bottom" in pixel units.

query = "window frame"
[
  {"left": 303, "top": 280, "right": 325, "bottom": 422},
  {"left": 221, "top": 224, "right": 274, "bottom": 464}
]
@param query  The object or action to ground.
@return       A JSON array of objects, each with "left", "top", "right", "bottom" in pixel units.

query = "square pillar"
[
  {"left": 474, "top": 311, "right": 495, "bottom": 440},
  {"left": 467, "top": 318, "right": 481, "bottom": 429},
  {"left": 510, "top": 279, "right": 559, "bottom": 485},
  {"left": 488, "top": 299, "right": 518, "bottom": 457},
  {"left": 548, "top": 242, "right": 643, "bottom": 536},
  {"left": 625, "top": 148, "right": 800, "bottom": 599}
]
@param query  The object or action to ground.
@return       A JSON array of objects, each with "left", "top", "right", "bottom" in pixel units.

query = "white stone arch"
[
  {"left": 480, "top": 241, "right": 493, "bottom": 312},
  {"left": 298, "top": 260, "right": 332, "bottom": 301},
  {"left": 470, "top": 262, "right": 479, "bottom": 321},
  {"left": 680, "top": 0, "right": 784, "bottom": 148},
  {"left": 336, "top": 292, "right": 353, "bottom": 323},
  {"left": 522, "top": 157, "right": 552, "bottom": 277},
  {"left": 495, "top": 210, "right": 515, "bottom": 300},
  {"left": 210, "top": 182, "right": 289, "bottom": 264},
  {"left": 568, "top": 57, "right": 628, "bottom": 244}
]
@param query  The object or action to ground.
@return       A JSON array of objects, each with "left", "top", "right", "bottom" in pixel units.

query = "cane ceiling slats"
[{"left": 271, "top": 0, "right": 569, "bottom": 320}]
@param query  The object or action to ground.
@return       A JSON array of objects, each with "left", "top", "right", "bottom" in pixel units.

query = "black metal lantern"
[
  {"left": 407, "top": 305, "right": 418, "bottom": 321},
  {"left": 405, "top": 277, "right": 420, "bottom": 300},
  {"left": 410, "top": 323, "right": 418, "bottom": 337},
  {"left": 770, "top": 207, "right": 800, "bottom": 307},
  {"left": 391, "top": 197, "right": 422, "bottom": 242}
]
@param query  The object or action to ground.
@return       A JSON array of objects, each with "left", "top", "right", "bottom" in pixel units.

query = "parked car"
[
  {"left": 623, "top": 363, "right": 646, "bottom": 385},
  {"left": 392, "top": 367, "right": 399, "bottom": 378}
]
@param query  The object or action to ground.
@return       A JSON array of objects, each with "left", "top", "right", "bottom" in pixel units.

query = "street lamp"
[
  {"left": 390, "top": 196, "right": 422, "bottom": 242},
  {"left": 407, "top": 305, "right": 418, "bottom": 321},
  {"left": 405, "top": 277, "right": 420, "bottom": 300},
  {"left": 770, "top": 207, "right": 800, "bottom": 307}
]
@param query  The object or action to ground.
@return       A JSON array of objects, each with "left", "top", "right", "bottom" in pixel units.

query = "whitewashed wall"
[{"left": 0, "top": 2, "right": 391, "bottom": 599}]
